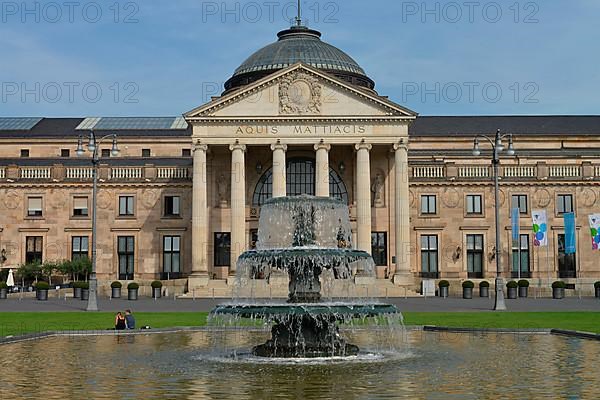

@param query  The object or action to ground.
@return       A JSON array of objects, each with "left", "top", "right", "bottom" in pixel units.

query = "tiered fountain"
[{"left": 210, "top": 195, "right": 400, "bottom": 358}]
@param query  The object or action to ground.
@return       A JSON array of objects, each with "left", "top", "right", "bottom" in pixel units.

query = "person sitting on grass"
[
  {"left": 125, "top": 309, "right": 136, "bottom": 330},
  {"left": 115, "top": 312, "right": 126, "bottom": 330}
]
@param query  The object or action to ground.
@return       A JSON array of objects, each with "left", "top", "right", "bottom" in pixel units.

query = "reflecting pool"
[{"left": 1, "top": 330, "right": 598, "bottom": 399}]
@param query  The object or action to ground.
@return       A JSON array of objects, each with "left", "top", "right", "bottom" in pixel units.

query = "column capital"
[
  {"left": 355, "top": 142, "right": 372, "bottom": 152},
  {"left": 314, "top": 142, "right": 331, "bottom": 152},
  {"left": 193, "top": 140, "right": 208, "bottom": 153},
  {"left": 229, "top": 142, "right": 247, "bottom": 152},
  {"left": 393, "top": 138, "right": 409, "bottom": 151},
  {"left": 270, "top": 142, "right": 288, "bottom": 152}
]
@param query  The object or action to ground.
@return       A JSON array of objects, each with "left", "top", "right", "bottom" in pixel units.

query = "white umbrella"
[{"left": 6, "top": 269, "right": 14, "bottom": 287}]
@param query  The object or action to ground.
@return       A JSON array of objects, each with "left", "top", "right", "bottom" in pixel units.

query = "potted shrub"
[
  {"left": 462, "top": 280, "right": 474, "bottom": 299},
  {"left": 36, "top": 281, "right": 50, "bottom": 301},
  {"left": 506, "top": 280, "right": 518, "bottom": 299},
  {"left": 151, "top": 281, "right": 163, "bottom": 299},
  {"left": 438, "top": 280, "right": 450, "bottom": 298},
  {"left": 479, "top": 281, "right": 490, "bottom": 298},
  {"left": 518, "top": 280, "right": 530, "bottom": 298},
  {"left": 80, "top": 282, "right": 90, "bottom": 301},
  {"left": 0, "top": 282, "right": 8, "bottom": 300},
  {"left": 111, "top": 281, "right": 122, "bottom": 299},
  {"left": 552, "top": 281, "right": 566, "bottom": 299},
  {"left": 128, "top": 282, "right": 139, "bottom": 300},
  {"left": 594, "top": 281, "right": 600, "bottom": 299},
  {"left": 72, "top": 281, "right": 83, "bottom": 299}
]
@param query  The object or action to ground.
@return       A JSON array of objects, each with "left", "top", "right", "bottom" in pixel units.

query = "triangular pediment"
[{"left": 185, "top": 63, "right": 417, "bottom": 120}]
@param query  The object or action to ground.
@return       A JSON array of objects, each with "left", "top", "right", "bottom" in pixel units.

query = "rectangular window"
[
  {"left": 466, "top": 195, "right": 483, "bottom": 215},
  {"left": 420, "top": 195, "right": 437, "bottom": 215},
  {"left": 142, "top": 149, "right": 151, "bottom": 157},
  {"left": 466, "top": 234, "right": 484, "bottom": 278},
  {"left": 512, "top": 194, "right": 528, "bottom": 214},
  {"left": 118, "top": 236, "right": 135, "bottom": 280},
  {"left": 214, "top": 233, "right": 231, "bottom": 267},
  {"left": 557, "top": 194, "right": 574, "bottom": 214},
  {"left": 119, "top": 196, "right": 135, "bottom": 216},
  {"left": 20, "top": 149, "right": 29, "bottom": 158},
  {"left": 182, "top": 149, "right": 191, "bottom": 157},
  {"left": 71, "top": 236, "right": 89, "bottom": 260},
  {"left": 101, "top": 149, "right": 111, "bottom": 158},
  {"left": 557, "top": 234, "right": 577, "bottom": 278},
  {"left": 250, "top": 229, "right": 258, "bottom": 250},
  {"left": 25, "top": 236, "right": 43, "bottom": 264},
  {"left": 27, "top": 196, "right": 43, "bottom": 217},
  {"left": 61, "top": 149, "right": 70, "bottom": 157},
  {"left": 371, "top": 232, "right": 387, "bottom": 267},
  {"left": 420, "top": 235, "right": 439, "bottom": 278},
  {"left": 511, "top": 234, "right": 530, "bottom": 278},
  {"left": 73, "top": 196, "right": 89, "bottom": 217},
  {"left": 164, "top": 196, "right": 181, "bottom": 217},
  {"left": 162, "top": 236, "right": 181, "bottom": 279}
]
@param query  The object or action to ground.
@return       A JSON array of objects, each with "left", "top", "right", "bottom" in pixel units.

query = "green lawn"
[{"left": 0, "top": 312, "right": 598, "bottom": 338}]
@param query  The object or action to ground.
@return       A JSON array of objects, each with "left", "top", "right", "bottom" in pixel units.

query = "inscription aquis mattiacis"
[{"left": 235, "top": 125, "right": 367, "bottom": 135}]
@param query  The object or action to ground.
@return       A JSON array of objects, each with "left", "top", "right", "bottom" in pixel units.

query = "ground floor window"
[
  {"left": 25, "top": 236, "right": 43, "bottom": 264},
  {"left": 72, "top": 236, "right": 89, "bottom": 260},
  {"left": 512, "top": 234, "right": 530, "bottom": 278},
  {"left": 162, "top": 236, "right": 181, "bottom": 280},
  {"left": 421, "top": 235, "right": 439, "bottom": 278},
  {"left": 118, "top": 236, "right": 135, "bottom": 280},
  {"left": 371, "top": 232, "right": 387, "bottom": 266},
  {"left": 466, "top": 234, "right": 484, "bottom": 278},
  {"left": 214, "top": 233, "right": 231, "bottom": 267},
  {"left": 557, "top": 234, "right": 577, "bottom": 278}
]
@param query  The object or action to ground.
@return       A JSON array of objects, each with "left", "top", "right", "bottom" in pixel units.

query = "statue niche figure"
[
  {"left": 371, "top": 173, "right": 385, "bottom": 207},
  {"left": 216, "top": 173, "right": 229, "bottom": 207}
]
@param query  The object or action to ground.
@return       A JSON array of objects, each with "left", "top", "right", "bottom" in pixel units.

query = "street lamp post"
[
  {"left": 472, "top": 129, "right": 515, "bottom": 311},
  {"left": 77, "top": 131, "right": 120, "bottom": 312}
]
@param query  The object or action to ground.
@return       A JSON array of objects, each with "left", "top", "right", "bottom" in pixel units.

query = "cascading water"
[{"left": 209, "top": 195, "right": 403, "bottom": 359}]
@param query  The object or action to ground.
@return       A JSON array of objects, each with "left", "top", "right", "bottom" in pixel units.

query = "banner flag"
[
  {"left": 532, "top": 210, "right": 548, "bottom": 247},
  {"left": 564, "top": 212, "right": 576, "bottom": 255},
  {"left": 511, "top": 208, "right": 520, "bottom": 241},
  {"left": 588, "top": 214, "right": 600, "bottom": 250}
]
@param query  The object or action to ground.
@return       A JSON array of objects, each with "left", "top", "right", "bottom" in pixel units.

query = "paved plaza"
[{"left": 0, "top": 296, "right": 598, "bottom": 313}]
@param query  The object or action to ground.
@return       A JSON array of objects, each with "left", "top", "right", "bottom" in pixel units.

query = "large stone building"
[{"left": 1, "top": 23, "right": 599, "bottom": 295}]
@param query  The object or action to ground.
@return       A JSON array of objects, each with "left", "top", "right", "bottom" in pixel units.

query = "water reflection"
[{"left": 0, "top": 331, "right": 598, "bottom": 399}]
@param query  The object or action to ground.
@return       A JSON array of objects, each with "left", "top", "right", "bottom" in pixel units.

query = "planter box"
[
  {"left": 507, "top": 287, "right": 518, "bottom": 299},
  {"left": 0, "top": 288, "right": 7, "bottom": 299},
  {"left": 128, "top": 288, "right": 138, "bottom": 301},
  {"left": 553, "top": 287, "right": 565, "bottom": 299},
  {"left": 81, "top": 289, "right": 89, "bottom": 301},
  {"left": 439, "top": 286, "right": 449, "bottom": 298},
  {"left": 152, "top": 287, "right": 162, "bottom": 299},
  {"left": 518, "top": 287, "right": 528, "bottom": 298},
  {"left": 112, "top": 287, "right": 121, "bottom": 299},
  {"left": 73, "top": 287, "right": 82, "bottom": 299},
  {"left": 479, "top": 287, "right": 489, "bottom": 298},
  {"left": 36, "top": 289, "right": 48, "bottom": 301},
  {"left": 462, "top": 287, "right": 473, "bottom": 299}
]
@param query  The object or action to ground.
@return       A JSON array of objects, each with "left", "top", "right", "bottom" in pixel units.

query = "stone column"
[
  {"left": 230, "top": 142, "right": 247, "bottom": 274},
  {"left": 314, "top": 141, "right": 331, "bottom": 197},
  {"left": 393, "top": 139, "right": 413, "bottom": 285},
  {"left": 355, "top": 142, "right": 372, "bottom": 253},
  {"left": 271, "top": 141, "right": 287, "bottom": 198},
  {"left": 190, "top": 141, "right": 209, "bottom": 287}
]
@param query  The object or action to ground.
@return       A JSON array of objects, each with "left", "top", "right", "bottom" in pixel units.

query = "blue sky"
[{"left": 1, "top": 0, "right": 598, "bottom": 116}]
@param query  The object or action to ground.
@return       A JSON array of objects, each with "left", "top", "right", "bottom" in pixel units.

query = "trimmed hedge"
[
  {"left": 518, "top": 280, "right": 530, "bottom": 288},
  {"left": 110, "top": 281, "right": 122, "bottom": 289},
  {"left": 506, "top": 281, "right": 519, "bottom": 289},
  {"left": 438, "top": 280, "right": 450, "bottom": 288},
  {"left": 552, "top": 281, "right": 566, "bottom": 289},
  {"left": 151, "top": 280, "right": 163, "bottom": 289},
  {"left": 462, "top": 280, "right": 475, "bottom": 289},
  {"left": 35, "top": 281, "right": 50, "bottom": 290},
  {"left": 594, "top": 281, "right": 600, "bottom": 289},
  {"left": 127, "top": 282, "right": 139, "bottom": 290},
  {"left": 479, "top": 281, "right": 490, "bottom": 288}
]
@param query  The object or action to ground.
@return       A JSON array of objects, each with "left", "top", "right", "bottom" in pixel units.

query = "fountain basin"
[{"left": 211, "top": 303, "right": 398, "bottom": 319}]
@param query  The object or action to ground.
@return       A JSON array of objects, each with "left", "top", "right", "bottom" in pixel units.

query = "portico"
[{"left": 185, "top": 63, "right": 416, "bottom": 289}]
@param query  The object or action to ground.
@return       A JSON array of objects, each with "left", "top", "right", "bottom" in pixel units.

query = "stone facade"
[{"left": 1, "top": 64, "right": 599, "bottom": 296}]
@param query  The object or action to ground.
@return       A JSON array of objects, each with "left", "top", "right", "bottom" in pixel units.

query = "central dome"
[{"left": 224, "top": 25, "right": 375, "bottom": 93}]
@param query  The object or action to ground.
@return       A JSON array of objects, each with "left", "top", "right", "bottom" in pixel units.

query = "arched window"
[{"left": 253, "top": 157, "right": 348, "bottom": 205}]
